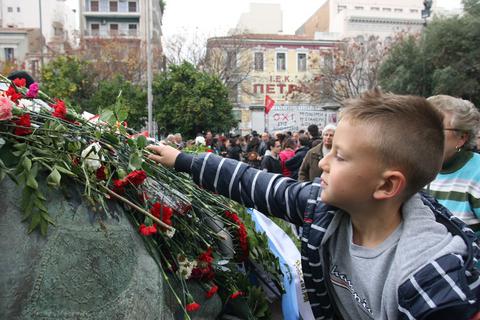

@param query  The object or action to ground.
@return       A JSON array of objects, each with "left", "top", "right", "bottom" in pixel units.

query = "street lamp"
[{"left": 422, "top": 0, "right": 433, "bottom": 25}]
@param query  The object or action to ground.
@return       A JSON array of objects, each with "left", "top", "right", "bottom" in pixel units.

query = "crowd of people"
[{"left": 162, "top": 124, "right": 338, "bottom": 183}]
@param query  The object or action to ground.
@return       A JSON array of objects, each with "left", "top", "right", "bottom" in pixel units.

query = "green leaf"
[
  {"left": 40, "top": 210, "right": 56, "bottom": 225},
  {"left": 22, "top": 157, "right": 32, "bottom": 171},
  {"left": 99, "top": 110, "right": 115, "bottom": 125},
  {"left": 55, "top": 165, "right": 76, "bottom": 177},
  {"left": 137, "top": 135, "right": 147, "bottom": 149},
  {"left": 47, "top": 168, "right": 62, "bottom": 188},
  {"left": 28, "top": 212, "right": 41, "bottom": 233},
  {"left": 12, "top": 150, "right": 25, "bottom": 157},
  {"left": 129, "top": 153, "right": 143, "bottom": 170},
  {"left": 0, "top": 137, "right": 5, "bottom": 149},
  {"left": 26, "top": 163, "right": 39, "bottom": 189},
  {"left": 40, "top": 219, "right": 48, "bottom": 236},
  {"left": 13, "top": 143, "right": 27, "bottom": 151},
  {"left": 26, "top": 174, "right": 38, "bottom": 189},
  {"left": 116, "top": 108, "right": 128, "bottom": 123}
]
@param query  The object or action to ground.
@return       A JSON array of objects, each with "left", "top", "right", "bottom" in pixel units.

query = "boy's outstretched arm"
[{"left": 147, "top": 143, "right": 313, "bottom": 226}]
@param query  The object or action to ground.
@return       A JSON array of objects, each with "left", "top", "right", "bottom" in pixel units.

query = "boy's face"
[{"left": 318, "top": 119, "right": 385, "bottom": 212}]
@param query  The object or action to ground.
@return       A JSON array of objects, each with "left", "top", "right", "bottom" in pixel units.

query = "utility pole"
[
  {"left": 146, "top": 0, "right": 154, "bottom": 137},
  {"left": 38, "top": 0, "right": 44, "bottom": 69}
]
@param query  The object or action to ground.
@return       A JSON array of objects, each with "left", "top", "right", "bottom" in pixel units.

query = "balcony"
[
  {"left": 84, "top": 29, "right": 139, "bottom": 38},
  {"left": 83, "top": 11, "right": 140, "bottom": 18}
]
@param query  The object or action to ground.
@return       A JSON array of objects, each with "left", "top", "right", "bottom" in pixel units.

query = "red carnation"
[
  {"left": 125, "top": 170, "right": 147, "bottom": 186},
  {"left": 186, "top": 302, "right": 200, "bottom": 312},
  {"left": 96, "top": 166, "right": 107, "bottom": 180},
  {"left": 112, "top": 179, "right": 126, "bottom": 193},
  {"left": 14, "top": 114, "right": 32, "bottom": 136},
  {"left": 205, "top": 285, "right": 218, "bottom": 298},
  {"left": 13, "top": 78, "right": 26, "bottom": 88},
  {"left": 230, "top": 291, "right": 244, "bottom": 299},
  {"left": 5, "top": 86, "right": 22, "bottom": 103},
  {"left": 139, "top": 223, "right": 157, "bottom": 236},
  {"left": 52, "top": 99, "right": 67, "bottom": 120}
]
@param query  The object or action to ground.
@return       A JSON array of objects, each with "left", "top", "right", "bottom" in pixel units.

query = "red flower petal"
[{"left": 186, "top": 302, "right": 201, "bottom": 312}]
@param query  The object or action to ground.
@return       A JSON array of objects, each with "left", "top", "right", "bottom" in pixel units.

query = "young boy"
[{"left": 148, "top": 90, "right": 480, "bottom": 320}]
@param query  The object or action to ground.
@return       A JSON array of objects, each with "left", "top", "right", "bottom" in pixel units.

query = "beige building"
[
  {"left": 296, "top": 0, "right": 425, "bottom": 41},
  {"left": 235, "top": 3, "right": 283, "bottom": 34},
  {"left": 207, "top": 34, "right": 339, "bottom": 134}
]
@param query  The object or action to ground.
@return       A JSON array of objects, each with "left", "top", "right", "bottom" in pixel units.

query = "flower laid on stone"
[{"left": 0, "top": 74, "right": 284, "bottom": 319}]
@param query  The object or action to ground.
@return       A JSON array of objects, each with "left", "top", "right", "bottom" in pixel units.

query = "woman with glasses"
[{"left": 426, "top": 95, "right": 480, "bottom": 233}]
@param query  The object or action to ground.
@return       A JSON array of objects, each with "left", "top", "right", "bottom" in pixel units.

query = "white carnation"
[
  {"left": 194, "top": 136, "right": 206, "bottom": 146},
  {"left": 81, "top": 142, "right": 104, "bottom": 171}
]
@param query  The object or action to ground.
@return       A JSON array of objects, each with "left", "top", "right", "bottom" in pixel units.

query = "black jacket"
[
  {"left": 285, "top": 146, "right": 309, "bottom": 180},
  {"left": 260, "top": 155, "right": 282, "bottom": 174}
]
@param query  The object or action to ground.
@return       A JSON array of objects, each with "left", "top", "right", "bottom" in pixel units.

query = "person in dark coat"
[
  {"left": 225, "top": 137, "right": 242, "bottom": 161},
  {"left": 285, "top": 135, "right": 310, "bottom": 179},
  {"left": 260, "top": 139, "right": 282, "bottom": 174}
]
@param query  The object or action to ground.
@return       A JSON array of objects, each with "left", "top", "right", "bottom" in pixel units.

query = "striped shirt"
[{"left": 427, "top": 151, "right": 480, "bottom": 226}]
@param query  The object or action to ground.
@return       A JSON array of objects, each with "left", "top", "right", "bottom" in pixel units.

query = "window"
[
  {"left": 410, "top": 9, "right": 419, "bottom": 13},
  {"left": 7, "top": 7, "right": 12, "bottom": 12},
  {"left": 383, "top": 7, "right": 391, "bottom": 12},
  {"left": 128, "top": 24, "right": 137, "bottom": 36},
  {"left": 337, "top": 5, "right": 346, "bottom": 12},
  {"left": 91, "top": 23, "right": 100, "bottom": 36},
  {"left": 394, "top": 8, "right": 403, "bottom": 12},
  {"left": 324, "top": 53, "right": 333, "bottom": 69},
  {"left": 297, "top": 53, "right": 307, "bottom": 72},
  {"left": 276, "top": 52, "right": 286, "bottom": 71},
  {"left": 354, "top": 6, "right": 364, "bottom": 10},
  {"left": 226, "top": 51, "right": 236, "bottom": 69},
  {"left": 16, "top": 7, "right": 20, "bottom": 12},
  {"left": 128, "top": 1, "right": 137, "bottom": 12},
  {"left": 109, "top": 1, "right": 118, "bottom": 12},
  {"left": 90, "top": 1, "right": 98, "bottom": 11},
  {"left": 4, "top": 48, "right": 14, "bottom": 61},
  {"left": 109, "top": 23, "right": 118, "bottom": 35},
  {"left": 254, "top": 52, "right": 263, "bottom": 71},
  {"left": 371, "top": 7, "right": 379, "bottom": 11}
]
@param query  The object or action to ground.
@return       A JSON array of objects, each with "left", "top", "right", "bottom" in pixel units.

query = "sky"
[{"left": 162, "top": 0, "right": 463, "bottom": 41}]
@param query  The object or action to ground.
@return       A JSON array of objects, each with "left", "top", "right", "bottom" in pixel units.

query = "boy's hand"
[{"left": 147, "top": 143, "right": 180, "bottom": 168}]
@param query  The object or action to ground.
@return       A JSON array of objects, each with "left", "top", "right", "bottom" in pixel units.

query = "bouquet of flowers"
[{"left": 0, "top": 75, "right": 283, "bottom": 319}]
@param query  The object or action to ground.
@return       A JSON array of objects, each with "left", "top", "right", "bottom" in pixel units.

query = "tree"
[
  {"left": 153, "top": 62, "right": 237, "bottom": 137},
  {"left": 379, "top": 6, "right": 480, "bottom": 106},
  {"left": 293, "top": 36, "right": 389, "bottom": 104},
  {"left": 40, "top": 55, "right": 96, "bottom": 109},
  {"left": 83, "top": 75, "right": 147, "bottom": 130}
]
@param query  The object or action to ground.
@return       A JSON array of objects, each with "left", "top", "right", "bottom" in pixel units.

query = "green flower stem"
[{"left": 99, "top": 184, "right": 174, "bottom": 231}]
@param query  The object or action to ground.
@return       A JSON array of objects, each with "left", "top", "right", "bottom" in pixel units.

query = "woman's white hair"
[
  {"left": 322, "top": 123, "right": 337, "bottom": 135},
  {"left": 427, "top": 95, "right": 480, "bottom": 149}
]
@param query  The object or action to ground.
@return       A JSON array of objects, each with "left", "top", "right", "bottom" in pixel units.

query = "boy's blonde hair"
[{"left": 340, "top": 89, "right": 444, "bottom": 198}]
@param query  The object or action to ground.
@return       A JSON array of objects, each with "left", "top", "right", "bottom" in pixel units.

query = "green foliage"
[
  {"left": 379, "top": 12, "right": 480, "bottom": 106},
  {"left": 463, "top": 0, "right": 480, "bottom": 16},
  {"left": 84, "top": 75, "right": 147, "bottom": 130},
  {"left": 153, "top": 62, "right": 238, "bottom": 138},
  {"left": 40, "top": 56, "right": 96, "bottom": 110}
]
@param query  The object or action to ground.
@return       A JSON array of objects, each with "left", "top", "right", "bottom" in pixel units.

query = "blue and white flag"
[{"left": 247, "top": 208, "right": 314, "bottom": 320}]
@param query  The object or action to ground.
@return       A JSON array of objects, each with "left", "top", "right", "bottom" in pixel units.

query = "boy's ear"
[{"left": 373, "top": 170, "right": 406, "bottom": 200}]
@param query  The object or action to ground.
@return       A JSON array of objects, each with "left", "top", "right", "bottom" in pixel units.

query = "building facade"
[
  {"left": 78, "top": 0, "right": 164, "bottom": 72},
  {"left": 235, "top": 3, "right": 283, "bottom": 34},
  {"left": 296, "top": 0, "right": 425, "bottom": 41},
  {"left": 207, "top": 34, "right": 339, "bottom": 135},
  {"left": 0, "top": 0, "right": 74, "bottom": 76}
]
